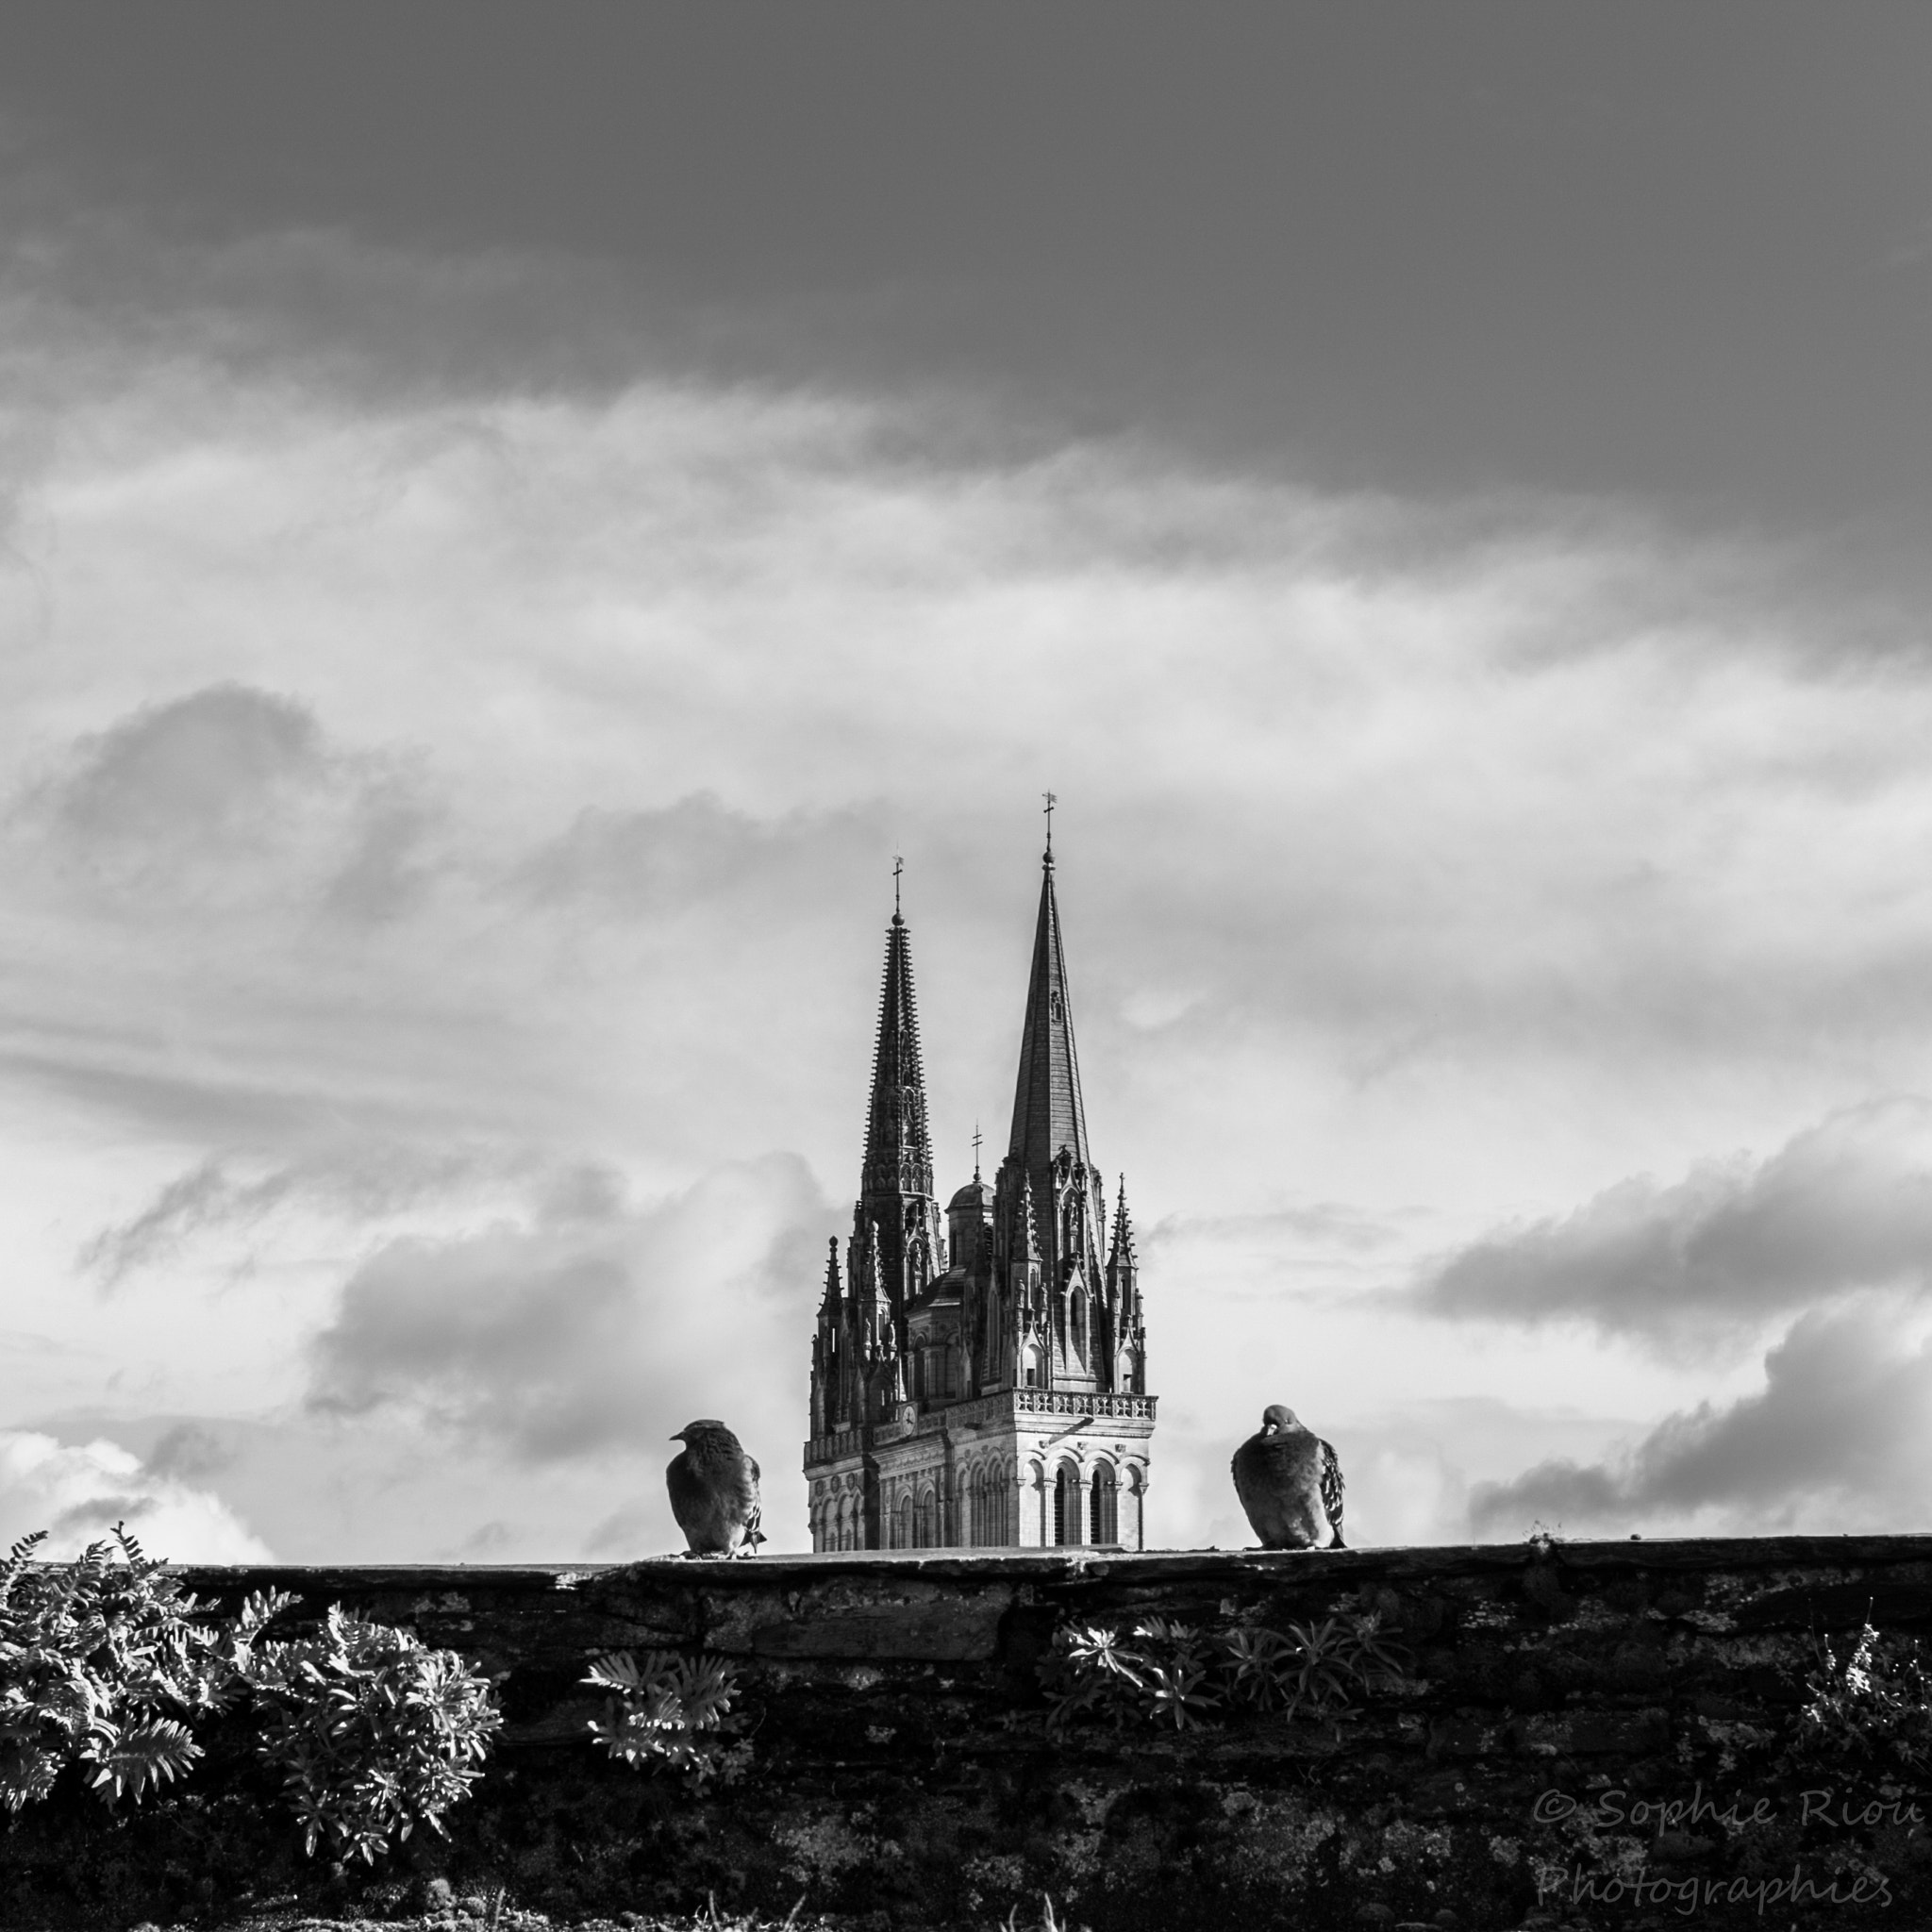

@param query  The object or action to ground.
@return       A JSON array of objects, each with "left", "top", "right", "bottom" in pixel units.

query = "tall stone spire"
[
  {"left": 847, "top": 894, "right": 942, "bottom": 1357},
  {"left": 1006, "top": 845, "right": 1091, "bottom": 1181},
  {"left": 861, "top": 908, "right": 935, "bottom": 1205}
]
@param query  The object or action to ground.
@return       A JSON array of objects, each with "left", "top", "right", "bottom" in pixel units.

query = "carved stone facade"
[{"left": 805, "top": 846, "right": 1155, "bottom": 1549}]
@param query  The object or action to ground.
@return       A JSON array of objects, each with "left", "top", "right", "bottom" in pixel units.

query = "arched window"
[
  {"left": 895, "top": 1493, "right": 912, "bottom": 1551},
  {"left": 1070, "top": 1288, "right": 1087, "bottom": 1365},
  {"left": 915, "top": 1486, "right": 936, "bottom": 1549},
  {"left": 1091, "top": 1462, "right": 1119, "bottom": 1545},
  {"left": 1053, "top": 1462, "right": 1082, "bottom": 1546}
]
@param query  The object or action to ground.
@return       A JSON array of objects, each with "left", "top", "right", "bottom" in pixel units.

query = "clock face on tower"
[{"left": 901, "top": 1405, "right": 917, "bottom": 1427}]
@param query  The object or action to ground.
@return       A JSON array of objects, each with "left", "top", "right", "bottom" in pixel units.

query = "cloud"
[
  {"left": 306, "top": 1154, "right": 826, "bottom": 1461},
  {"left": 16, "top": 683, "right": 441, "bottom": 919},
  {"left": 1470, "top": 1296, "right": 1932, "bottom": 1539},
  {"left": 14, "top": 206, "right": 1932, "bottom": 1558},
  {"left": 518, "top": 792, "right": 880, "bottom": 919},
  {"left": 144, "top": 1421, "right": 235, "bottom": 1482},
  {"left": 0, "top": 1429, "right": 272, "bottom": 1560},
  {"left": 1414, "top": 1099, "right": 1932, "bottom": 1344},
  {"left": 78, "top": 1142, "right": 528, "bottom": 1287},
  {"left": 31, "top": 684, "right": 325, "bottom": 848}
]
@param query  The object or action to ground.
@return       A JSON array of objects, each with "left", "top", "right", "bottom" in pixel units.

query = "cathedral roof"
[
  {"left": 859, "top": 908, "right": 935, "bottom": 1203},
  {"left": 1005, "top": 847, "right": 1091, "bottom": 1178},
  {"left": 908, "top": 1264, "right": 966, "bottom": 1312},
  {"left": 947, "top": 1177, "right": 993, "bottom": 1211}
]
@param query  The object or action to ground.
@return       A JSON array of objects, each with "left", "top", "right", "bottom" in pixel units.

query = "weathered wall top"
[{"left": 14, "top": 1537, "right": 1932, "bottom": 1928}]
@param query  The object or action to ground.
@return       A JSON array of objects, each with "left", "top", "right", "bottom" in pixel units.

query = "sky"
[{"left": 4, "top": 7, "right": 1932, "bottom": 1561}]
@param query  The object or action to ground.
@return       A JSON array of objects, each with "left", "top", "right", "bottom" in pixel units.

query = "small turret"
[{"left": 1107, "top": 1175, "right": 1144, "bottom": 1395}]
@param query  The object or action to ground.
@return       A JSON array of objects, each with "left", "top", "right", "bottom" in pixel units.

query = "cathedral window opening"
[
  {"left": 895, "top": 1493, "right": 911, "bottom": 1550},
  {"left": 1091, "top": 1462, "right": 1119, "bottom": 1545},
  {"left": 915, "top": 1486, "right": 936, "bottom": 1548},
  {"left": 1070, "top": 1288, "right": 1087, "bottom": 1365},
  {"left": 1053, "top": 1462, "right": 1082, "bottom": 1546}
]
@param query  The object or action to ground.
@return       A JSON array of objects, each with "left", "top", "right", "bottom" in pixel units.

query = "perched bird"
[
  {"left": 1231, "top": 1405, "right": 1346, "bottom": 1550},
  {"left": 667, "top": 1420, "right": 766, "bottom": 1558}
]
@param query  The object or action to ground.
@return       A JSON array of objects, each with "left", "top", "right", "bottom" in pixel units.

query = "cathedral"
[{"left": 805, "top": 832, "right": 1156, "bottom": 1550}]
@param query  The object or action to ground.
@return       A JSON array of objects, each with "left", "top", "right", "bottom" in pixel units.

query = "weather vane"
[
  {"left": 972, "top": 1121, "right": 983, "bottom": 1180},
  {"left": 1042, "top": 789, "right": 1057, "bottom": 856},
  {"left": 892, "top": 853, "right": 904, "bottom": 914}
]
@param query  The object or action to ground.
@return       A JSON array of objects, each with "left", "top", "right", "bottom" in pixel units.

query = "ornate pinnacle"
[{"left": 1110, "top": 1175, "right": 1137, "bottom": 1264}]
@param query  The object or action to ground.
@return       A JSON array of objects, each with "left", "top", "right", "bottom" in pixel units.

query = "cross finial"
[
  {"left": 892, "top": 853, "right": 904, "bottom": 915},
  {"left": 972, "top": 1121, "right": 983, "bottom": 1181},
  {"left": 1042, "top": 790, "right": 1057, "bottom": 859}
]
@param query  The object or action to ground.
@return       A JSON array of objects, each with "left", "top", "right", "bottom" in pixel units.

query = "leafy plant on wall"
[
  {"left": 0, "top": 1525, "right": 501, "bottom": 1863},
  {"left": 1785, "top": 1619, "right": 1932, "bottom": 1784},
  {"left": 583, "top": 1649, "right": 753, "bottom": 1789},
  {"left": 1039, "top": 1601, "right": 1412, "bottom": 1735},
  {"left": 245, "top": 1606, "right": 503, "bottom": 1863},
  {"left": 0, "top": 1526, "right": 286, "bottom": 1812}
]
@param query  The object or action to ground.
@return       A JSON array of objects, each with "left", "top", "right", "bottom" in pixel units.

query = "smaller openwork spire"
[
  {"left": 1017, "top": 1169, "right": 1042, "bottom": 1266},
  {"left": 1108, "top": 1175, "right": 1137, "bottom": 1268}
]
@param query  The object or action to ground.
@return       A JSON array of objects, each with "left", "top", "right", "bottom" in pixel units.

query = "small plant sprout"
[{"left": 1793, "top": 1617, "right": 1932, "bottom": 1776}]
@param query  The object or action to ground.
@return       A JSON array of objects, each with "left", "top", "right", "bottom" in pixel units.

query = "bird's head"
[
  {"left": 1260, "top": 1404, "right": 1298, "bottom": 1434},
  {"left": 671, "top": 1419, "right": 728, "bottom": 1444}
]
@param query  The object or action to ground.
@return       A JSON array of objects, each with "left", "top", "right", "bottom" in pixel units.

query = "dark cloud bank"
[{"left": 1414, "top": 1099, "right": 1932, "bottom": 1536}]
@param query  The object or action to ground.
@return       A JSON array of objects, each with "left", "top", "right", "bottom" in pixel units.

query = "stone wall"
[{"left": 8, "top": 1536, "right": 1932, "bottom": 1928}]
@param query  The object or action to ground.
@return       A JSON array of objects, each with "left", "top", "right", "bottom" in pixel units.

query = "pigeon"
[
  {"left": 1231, "top": 1404, "right": 1346, "bottom": 1550},
  {"left": 667, "top": 1419, "right": 766, "bottom": 1558}
]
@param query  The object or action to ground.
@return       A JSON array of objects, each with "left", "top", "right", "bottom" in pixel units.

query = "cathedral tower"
[{"left": 806, "top": 835, "right": 1156, "bottom": 1551}]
